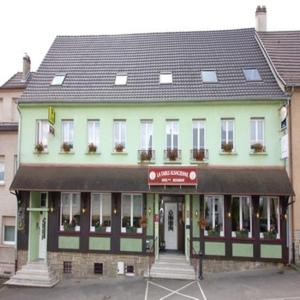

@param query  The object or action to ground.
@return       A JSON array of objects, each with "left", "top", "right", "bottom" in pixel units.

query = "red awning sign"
[{"left": 148, "top": 167, "right": 197, "bottom": 186}]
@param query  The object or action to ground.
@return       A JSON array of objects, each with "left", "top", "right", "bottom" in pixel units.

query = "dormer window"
[
  {"left": 160, "top": 72, "right": 172, "bottom": 84},
  {"left": 51, "top": 74, "right": 66, "bottom": 86},
  {"left": 243, "top": 68, "right": 262, "bottom": 81},
  {"left": 201, "top": 70, "right": 218, "bottom": 83},
  {"left": 115, "top": 74, "right": 127, "bottom": 85}
]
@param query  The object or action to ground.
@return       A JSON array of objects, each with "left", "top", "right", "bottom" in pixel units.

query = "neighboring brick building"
[{"left": 0, "top": 55, "right": 33, "bottom": 276}]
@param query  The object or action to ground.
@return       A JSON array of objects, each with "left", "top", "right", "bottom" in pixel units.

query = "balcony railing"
[
  {"left": 190, "top": 149, "right": 209, "bottom": 162},
  {"left": 164, "top": 149, "right": 182, "bottom": 162},
  {"left": 138, "top": 149, "right": 155, "bottom": 163}
]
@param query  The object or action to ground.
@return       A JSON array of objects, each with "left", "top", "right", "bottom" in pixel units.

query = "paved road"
[{"left": 0, "top": 267, "right": 299, "bottom": 300}]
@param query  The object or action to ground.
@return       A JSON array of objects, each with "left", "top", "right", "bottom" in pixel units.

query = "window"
[
  {"left": 2, "top": 217, "right": 15, "bottom": 245},
  {"left": 259, "top": 197, "right": 280, "bottom": 239},
  {"left": 94, "top": 263, "right": 103, "bottom": 274},
  {"left": 87, "top": 120, "right": 100, "bottom": 149},
  {"left": 204, "top": 196, "right": 224, "bottom": 237},
  {"left": 0, "top": 156, "right": 4, "bottom": 184},
  {"left": 62, "top": 120, "right": 74, "bottom": 148},
  {"left": 115, "top": 74, "right": 127, "bottom": 85},
  {"left": 192, "top": 120, "right": 205, "bottom": 150},
  {"left": 90, "top": 193, "right": 111, "bottom": 232},
  {"left": 166, "top": 120, "right": 179, "bottom": 149},
  {"left": 243, "top": 68, "right": 262, "bottom": 81},
  {"left": 60, "top": 193, "right": 80, "bottom": 231},
  {"left": 36, "top": 120, "right": 49, "bottom": 150},
  {"left": 250, "top": 118, "right": 265, "bottom": 150},
  {"left": 231, "top": 196, "right": 252, "bottom": 238},
  {"left": 160, "top": 72, "right": 172, "bottom": 84},
  {"left": 63, "top": 261, "right": 72, "bottom": 273},
  {"left": 51, "top": 74, "right": 66, "bottom": 86},
  {"left": 221, "top": 119, "right": 235, "bottom": 151},
  {"left": 113, "top": 120, "right": 126, "bottom": 150},
  {"left": 140, "top": 120, "right": 153, "bottom": 150},
  {"left": 121, "top": 194, "right": 143, "bottom": 233},
  {"left": 202, "top": 70, "right": 218, "bottom": 83}
]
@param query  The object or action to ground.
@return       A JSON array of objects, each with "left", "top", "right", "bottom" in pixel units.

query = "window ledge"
[
  {"left": 59, "top": 151, "right": 75, "bottom": 155},
  {"left": 164, "top": 160, "right": 182, "bottom": 164},
  {"left": 0, "top": 182, "right": 5, "bottom": 186},
  {"left": 249, "top": 152, "right": 268, "bottom": 156},
  {"left": 219, "top": 151, "right": 238, "bottom": 156},
  {"left": 190, "top": 160, "right": 208, "bottom": 164},
  {"left": 33, "top": 151, "right": 49, "bottom": 155},
  {"left": 85, "top": 152, "right": 101, "bottom": 155},
  {"left": 111, "top": 151, "right": 128, "bottom": 155},
  {"left": 138, "top": 160, "right": 156, "bottom": 165}
]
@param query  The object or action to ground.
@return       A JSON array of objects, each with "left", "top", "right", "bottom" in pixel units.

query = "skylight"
[
  {"left": 160, "top": 72, "right": 173, "bottom": 84},
  {"left": 51, "top": 74, "right": 66, "bottom": 86},
  {"left": 115, "top": 74, "right": 127, "bottom": 85},
  {"left": 201, "top": 70, "right": 218, "bottom": 83},
  {"left": 243, "top": 68, "right": 262, "bottom": 81}
]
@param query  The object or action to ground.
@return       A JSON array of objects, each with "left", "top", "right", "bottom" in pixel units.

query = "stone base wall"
[
  {"left": 17, "top": 250, "right": 28, "bottom": 270},
  {"left": 17, "top": 251, "right": 148, "bottom": 279},
  {"left": 0, "top": 246, "right": 16, "bottom": 276},
  {"left": 191, "top": 258, "right": 283, "bottom": 274},
  {"left": 294, "top": 230, "right": 300, "bottom": 265}
]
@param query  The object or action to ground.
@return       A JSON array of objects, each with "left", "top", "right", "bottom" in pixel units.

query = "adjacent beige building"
[
  {"left": 0, "top": 55, "right": 32, "bottom": 275},
  {"left": 257, "top": 29, "right": 300, "bottom": 264}
]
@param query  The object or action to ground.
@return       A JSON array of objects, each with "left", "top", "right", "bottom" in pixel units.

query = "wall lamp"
[
  {"left": 256, "top": 212, "right": 260, "bottom": 219},
  {"left": 227, "top": 212, "right": 231, "bottom": 218},
  {"left": 195, "top": 210, "right": 198, "bottom": 217},
  {"left": 148, "top": 207, "right": 152, "bottom": 216},
  {"left": 113, "top": 208, "right": 117, "bottom": 215},
  {"left": 81, "top": 208, "right": 86, "bottom": 214}
]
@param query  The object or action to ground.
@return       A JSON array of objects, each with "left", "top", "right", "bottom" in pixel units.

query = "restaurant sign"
[{"left": 148, "top": 167, "right": 197, "bottom": 186}]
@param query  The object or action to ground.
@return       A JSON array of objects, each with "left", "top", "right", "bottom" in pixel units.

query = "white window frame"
[
  {"left": 87, "top": 119, "right": 100, "bottom": 148},
  {"left": 90, "top": 193, "right": 111, "bottom": 233},
  {"left": 51, "top": 74, "right": 66, "bottom": 86},
  {"left": 166, "top": 120, "right": 179, "bottom": 150},
  {"left": 192, "top": 119, "right": 205, "bottom": 150},
  {"left": 121, "top": 193, "right": 143, "bottom": 234},
  {"left": 2, "top": 217, "right": 16, "bottom": 245},
  {"left": 113, "top": 120, "right": 126, "bottom": 149},
  {"left": 250, "top": 118, "right": 265, "bottom": 147},
  {"left": 36, "top": 120, "right": 49, "bottom": 150},
  {"left": 140, "top": 120, "right": 153, "bottom": 150},
  {"left": 204, "top": 195, "right": 224, "bottom": 237},
  {"left": 231, "top": 196, "right": 252, "bottom": 238},
  {"left": 259, "top": 196, "right": 280, "bottom": 239},
  {"left": 61, "top": 119, "right": 74, "bottom": 146},
  {"left": 221, "top": 118, "right": 235, "bottom": 151},
  {"left": 0, "top": 157, "right": 4, "bottom": 184},
  {"left": 60, "top": 192, "right": 81, "bottom": 232},
  {"left": 160, "top": 72, "right": 172, "bottom": 84}
]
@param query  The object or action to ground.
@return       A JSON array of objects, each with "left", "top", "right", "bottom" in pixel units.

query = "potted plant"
[
  {"left": 139, "top": 215, "right": 147, "bottom": 228},
  {"left": 167, "top": 148, "right": 178, "bottom": 161},
  {"left": 222, "top": 142, "right": 233, "bottom": 153},
  {"left": 62, "top": 142, "right": 73, "bottom": 153},
  {"left": 115, "top": 143, "right": 124, "bottom": 152},
  {"left": 193, "top": 149, "right": 205, "bottom": 161},
  {"left": 88, "top": 143, "right": 97, "bottom": 153},
  {"left": 126, "top": 226, "right": 137, "bottom": 233},
  {"left": 236, "top": 228, "right": 249, "bottom": 238},
  {"left": 207, "top": 228, "right": 220, "bottom": 237},
  {"left": 263, "top": 225, "right": 277, "bottom": 239},
  {"left": 95, "top": 222, "right": 106, "bottom": 233},
  {"left": 63, "top": 219, "right": 76, "bottom": 232},
  {"left": 251, "top": 143, "right": 264, "bottom": 153},
  {"left": 198, "top": 217, "right": 207, "bottom": 230},
  {"left": 140, "top": 150, "right": 152, "bottom": 162},
  {"left": 35, "top": 143, "right": 44, "bottom": 153}
]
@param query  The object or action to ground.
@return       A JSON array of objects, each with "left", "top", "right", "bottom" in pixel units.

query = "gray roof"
[
  {"left": 20, "top": 28, "right": 285, "bottom": 103},
  {"left": 257, "top": 31, "right": 300, "bottom": 87},
  {"left": 1, "top": 72, "right": 34, "bottom": 90}
]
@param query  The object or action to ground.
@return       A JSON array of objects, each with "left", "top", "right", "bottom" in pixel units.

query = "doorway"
[
  {"left": 38, "top": 211, "right": 47, "bottom": 259},
  {"left": 159, "top": 195, "right": 185, "bottom": 252}
]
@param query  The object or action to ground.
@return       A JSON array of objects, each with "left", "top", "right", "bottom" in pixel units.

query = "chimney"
[
  {"left": 255, "top": 5, "right": 267, "bottom": 32},
  {"left": 22, "top": 53, "right": 31, "bottom": 81}
]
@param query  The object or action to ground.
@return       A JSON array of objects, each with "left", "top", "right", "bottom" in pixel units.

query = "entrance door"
[
  {"left": 38, "top": 212, "right": 47, "bottom": 259},
  {"left": 164, "top": 202, "right": 178, "bottom": 250}
]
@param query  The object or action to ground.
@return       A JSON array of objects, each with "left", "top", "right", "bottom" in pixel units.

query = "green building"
[{"left": 7, "top": 28, "right": 293, "bottom": 286}]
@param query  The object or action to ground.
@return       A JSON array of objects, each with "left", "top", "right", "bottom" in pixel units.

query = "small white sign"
[{"left": 281, "top": 134, "right": 289, "bottom": 159}]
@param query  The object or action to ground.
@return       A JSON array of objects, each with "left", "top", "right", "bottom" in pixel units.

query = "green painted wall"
[
  {"left": 232, "top": 243, "right": 254, "bottom": 257},
  {"left": 58, "top": 236, "right": 80, "bottom": 250},
  {"left": 30, "top": 192, "right": 40, "bottom": 208},
  {"left": 19, "top": 101, "right": 284, "bottom": 166},
  {"left": 205, "top": 241, "right": 226, "bottom": 256},
  {"left": 260, "top": 244, "right": 282, "bottom": 259},
  {"left": 192, "top": 195, "right": 200, "bottom": 238},
  {"left": 146, "top": 194, "right": 154, "bottom": 236},
  {"left": 192, "top": 241, "right": 200, "bottom": 255},
  {"left": 89, "top": 237, "right": 111, "bottom": 251},
  {"left": 120, "top": 238, "right": 142, "bottom": 252},
  {"left": 29, "top": 211, "right": 39, "bottom": 261}
]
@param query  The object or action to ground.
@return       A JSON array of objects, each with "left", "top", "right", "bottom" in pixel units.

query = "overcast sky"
[{"left": 1, "top": 0, "right": 300, "bottom": 85}]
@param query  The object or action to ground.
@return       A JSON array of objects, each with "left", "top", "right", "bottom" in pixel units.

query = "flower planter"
[
  {"left": 222, "top": 142, "right": 233, "bottom": 153},
  {"left": 263, "top": 232, "right": 277, "bottom": 239},
  {"left": 236, "top": 231, "right": 249, "bottom": 238},
  {"left": 88, "top": 143, "right": 97, "bottom": 153},
  {"left": 207, "top": 229, "right": 220, "bottom": 237},
  {"left": 62, "top": 142, "right": 73, "bottom": 153},
  {"left": 251, "top": 143, "right": 264, "bottom": 153},
  {"left": 35, "top": 143, "right": 44, "bottom": 153},
  {"left": 167, "top": 149, "right": 178, "bottom": 161},
  {"left": 140, "top": 151, "right": 152, "bottom": 162},
  {"left": 193, "top": 149, "right": 205, "bottom": 161},
  {"left": 95, "top": 226, "right": 107, "bottom": 233},
  {"left": 115, "top": 144, "right": 124, "bottom": 152}
]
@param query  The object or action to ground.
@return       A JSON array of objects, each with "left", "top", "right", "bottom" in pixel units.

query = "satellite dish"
[{"left": 280, "top": 106, "right": 287, "bottom": 122}]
